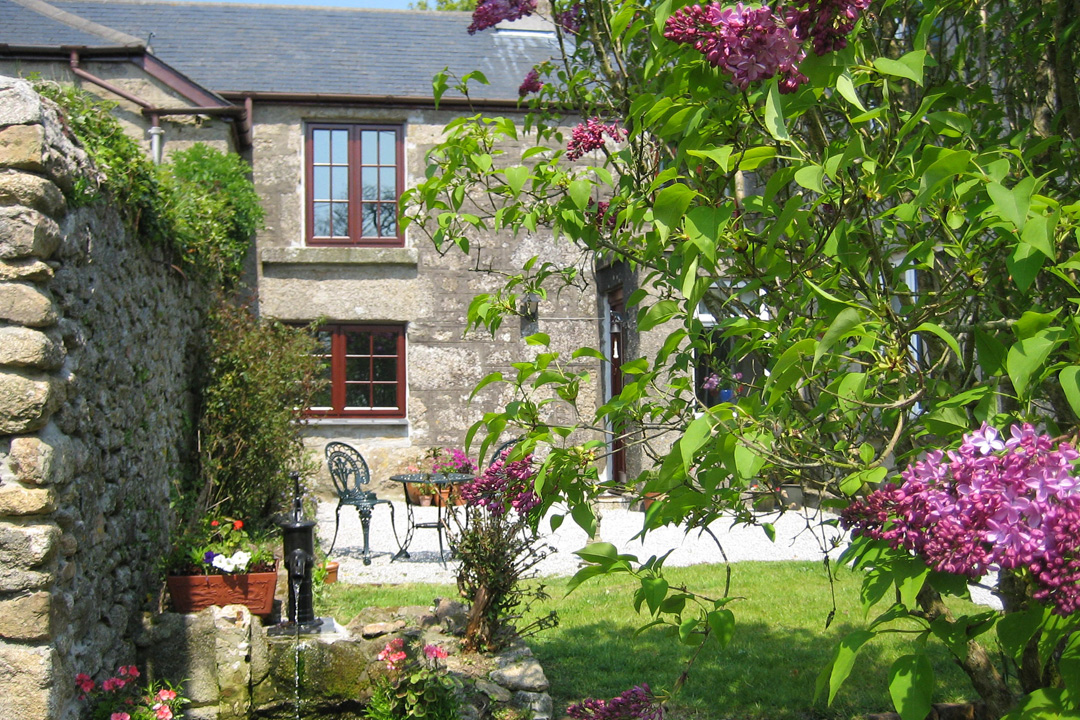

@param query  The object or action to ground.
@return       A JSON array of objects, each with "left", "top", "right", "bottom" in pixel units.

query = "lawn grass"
[{"left": 317, "top": 562, "right": 985, "bottom": 720}]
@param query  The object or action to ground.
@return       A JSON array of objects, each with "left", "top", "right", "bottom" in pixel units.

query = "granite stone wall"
[{"left": 0, "top": 76, "right": 209, "bottom": 720}]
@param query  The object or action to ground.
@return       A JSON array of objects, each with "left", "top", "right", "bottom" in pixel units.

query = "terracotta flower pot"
[
  {"left": 323, "top": 561, "right": 339, "bottom": 584},
  {"left": 166, "top": 570, "right": 278, "bottom": 616}
]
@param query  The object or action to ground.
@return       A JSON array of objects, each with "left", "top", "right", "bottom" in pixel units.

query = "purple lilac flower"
[
  {"left": 461, "top": 450, "right": 538, "bottom": 516},
  {"left": 567, "top": 684, "right": 664, "bottom": 720},
  {"left": 783, "top": 0, "right": 872, "bottom": 56},
  {"left": 556, "top": 2, "right": 585, "bottom": 34},
  {"left": 566, "top": 117, "right": 628, "bottom": 160},
  {"left": 702, "top": 373, "right": 720, "bottom": 391},
  {"left": 519, "top": 67, "right": 544, "bottom": 97},
  {"left": 664, "top": 2, "right": 808, "bottom": 93},
  {"left": 842, "top": 423, "right": 1080, "bottom": 615},
  {"left": 468, "top": 0, "right": 537, "bottom": 34}
]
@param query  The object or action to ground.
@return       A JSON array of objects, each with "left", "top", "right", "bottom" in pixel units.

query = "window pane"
[
  {"left": 372, "top": 331, "right": 397, "bottom": 354},
  {"left": 316, "top": 331, "right": 333, "bottom": 354},
  {"left": 345, "top": 331, "right": 371, "bottom": 355},
  {"left": 346, "top": 356, "right": 370, "bottom": 381},
  {"left": 373, "top": 384, "right": 397, "bottom": 408},
  {"left": 380, "top": 167, "right": 396, "bottom": 201},
  {"left": 313, "top": 203, "right": 330, "bottom": 236},
  {"left": 331, "top": 166, "right": 349, "bottom": 200},
  {"left": 313, "top": 129, "right": 330, "bottom": 163},
  {"left": 313, "top": 166, "right": 330, "bottom": 200},
  {"left": 380, "top": 131, "right": 396, "bottom": 165},
  {"left": 331, "top": 203, "right": 349, "bottom": 237},
  {"left": 379, "top": 205, "right": 397, "bottom": 237},
  {"left": 362, "top": 167, "right": 378, "bottom": 201},
  {"left": 373, "top": 357, "right": 396, "bottom": 381},
  {"left": 311, "top": 385, "right": 332, "bottom": 408},
  {"left": 345, "top": 384, "right": 370, "bottom": 408},
  {"left": 361, "top": 131, "right": 377, "bottom": 163},
  {"left": 362, "top": 205, "right": 377, "bottom": 237},
  {"left": 331, "top": 129, "right": 349, "bottom": 165}
]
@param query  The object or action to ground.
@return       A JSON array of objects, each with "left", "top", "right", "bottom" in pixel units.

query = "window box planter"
[{"left": 167, "top": 570, "right": 278, "bottom": 616}]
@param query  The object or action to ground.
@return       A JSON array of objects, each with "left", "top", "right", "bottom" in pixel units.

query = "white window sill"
[
  {"left": 261, "top": 247, "right": 418, "bottom": 266},
  {"left": 304, "top": 417, "right": 410, "bottom": 427}
]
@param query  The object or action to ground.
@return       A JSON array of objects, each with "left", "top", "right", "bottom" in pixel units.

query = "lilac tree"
[{"left": 406, "top": 0, "right": 1080, "bottom": 716}]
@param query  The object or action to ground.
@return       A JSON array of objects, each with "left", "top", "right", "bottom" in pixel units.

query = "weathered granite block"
[{"left": 0, "top": 207, "right": 61, "bottom": 260}]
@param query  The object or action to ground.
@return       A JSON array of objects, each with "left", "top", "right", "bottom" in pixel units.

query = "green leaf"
[
  {"left": 988, "top": 176, "right": 1035, "bottom": 231},
  {"left": 680, "top": 414, "right": 714, "bottom": 469},
  {"left": 764, "top": 81, "right": 790, "bottom": 141},
  {"left": 835, "top": 72, "right": 866, "bottom": 111},
  {"left": 638, "top": 300, "right": 681, "bottom": 332},
  {"left": 888, "top": 654, "right": 934, "bottom": 720},
  {"left": 525, "top": 332, "right": 551, "bottom": 346},
  {"left": 1007, "top": 329, "right": 1062, "bottom": 397},
  {"left": 974, "top": 329, "right": 1007, "bottom": 376},
  {"left": 686, "top": 145, "right": 733, "bottom": 170},
  {"left": 504, "top": 166, "right": 529, "bottom": 196},
  {"left": 912, "top": 322, "right": 961, "bottom": 360},
  {"left": 827, "top": 630, "right": 877, "bottom": 704},
  {"left": 813, "top": 308, "right": 862, "bottom": 370},
  {"left": 707, "top": 609, "right": 735, "bottom": 648},
  {"left": 641, "top": 577, "right": 669, "bottom": 615},
  {"left": 571, "top": 501, "right": 598, "bottom": 538},
  {"left": 794, "top": 164, "right": 826, "bottom": 193},
  {"left": 840, "top": 466, "right": 887, "bottom": 496},
  {"left": 1021, "top": 213, "right": 1056, "bottom": 259},
  {"left": 873, "top": 50, "right": 927, "bottom": 85},
  {"left": 997, "top": 606, "right": 1047, "bottom": 662},
  {"left": 574, "top": 542, "right": 618, "bottom": 565},
  {"left": 568, "top": 179, "right": 593, "bottom": 210},
  {"left": 468, "top": 371, "right": 503, "bottom": 402},
  {"left": 1060, "top": 366, "right": 1080, "bottom": 418},
  {"left": 761, "top": 523, "right": 776, "bottom": 541},
  {"left": 653, "top": 184, "right": 697, "bottom": 242}
]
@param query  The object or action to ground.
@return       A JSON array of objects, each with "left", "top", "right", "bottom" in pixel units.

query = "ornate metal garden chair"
[{"left": 325, "top": 442, "right": 398, "bottom": 565}]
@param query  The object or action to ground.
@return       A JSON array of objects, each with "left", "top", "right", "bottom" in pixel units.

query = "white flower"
[
  {"left": 230, "top": 550, "right": 251, "bottom": 572},
  {"left": 212, "top": 553, "right": 238, "bottom": 572}
]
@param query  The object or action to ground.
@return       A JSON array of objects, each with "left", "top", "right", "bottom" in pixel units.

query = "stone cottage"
[{"left": 0, "top": 0, "right": 626, "bottom": 488}]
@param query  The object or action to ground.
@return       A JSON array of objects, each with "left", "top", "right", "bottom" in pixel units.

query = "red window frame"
[
  {"left": 309, "top": 325, "right": 406, "bottom": 418},
  {"left": 305, "top": 123, "right": 405, "bottom": 247}
]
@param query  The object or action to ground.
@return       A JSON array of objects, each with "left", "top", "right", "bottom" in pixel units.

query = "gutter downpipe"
[
  {"left": 69, "top": 50, "right": 164, "bottom": 162},
  {"left": 67, "top": 51, "right": 251, "bottom": 157}
]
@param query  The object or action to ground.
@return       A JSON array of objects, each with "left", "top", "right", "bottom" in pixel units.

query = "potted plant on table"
[
  {"left": 430, "top": 447, "right": 477, "bottom": 506},
  {"left": 165, "top": 517, "right": 277, "bottom": 616}
]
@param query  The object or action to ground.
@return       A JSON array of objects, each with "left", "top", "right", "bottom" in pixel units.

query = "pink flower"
[
  {"left": 154, "top": 703, "right": 173, "bottom": 720},
  {"left": 118, "top": 665, "right": 140, "bottom": 679},
  {"left": 843, "top": 424, "right": 1080, "bottom": 615},
  {"left": 519, "top": 67, "right": 544, "bottom": 98},
  {"left": 468, "top": 0, "right": 537, "bottom": 34},
  {"left": 75, "top": 673, "right": 95, "bottom": 694},
  {"left": 111, "top": 713, "right": 131, "bottom": 720},
  {"left": 566, "top": 117, "right": 628, "bottom": 160},
  {"left": 423, "top": 644, "right": 449, "bottom": 660},
  {"left": 664, "top": 2, "right": 808, "bottom": 93},
  {"left": 103, "top": 677, "right": 127, "bottom": 692},
  {"left": 155, "top": 688, "right": 177, "bottom": 702},
  {"left": 377, "top": 638, "right": 407, "bottom": 670},
  {"left": 556, "top": 2, "right": 584, "bottom": 34},
  {"left": 702, "top": 373, "right": 720, "bottom": 392}
]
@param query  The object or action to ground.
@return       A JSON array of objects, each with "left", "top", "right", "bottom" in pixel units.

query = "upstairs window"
[
  {"left": 306, "top": 124, "right": 403, "bottom": 246},
  {"left": 309, "top": 325, "right": 406, "bottom": 418}
]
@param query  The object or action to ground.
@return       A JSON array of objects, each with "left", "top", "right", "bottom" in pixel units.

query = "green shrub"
[
  {"left": 160, "top": 144, "right": 264, "bottom": 285},
  {"left": 34, "top": 82, "right": 261, "bottom": 286},
  {"left": 196, "top": 300, "right": 325, "bottom": 525}
]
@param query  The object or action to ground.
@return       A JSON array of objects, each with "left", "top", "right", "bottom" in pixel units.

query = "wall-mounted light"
[{"left": 522, "top": 293, "right": 541, "bottom": 322}]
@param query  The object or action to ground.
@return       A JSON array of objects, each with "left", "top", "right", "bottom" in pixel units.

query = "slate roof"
[{"left": 0, "top": 0, "right": 559, "bottom": 101}]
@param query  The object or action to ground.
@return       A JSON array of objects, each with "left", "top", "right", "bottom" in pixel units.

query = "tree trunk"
[{"left": 916, "top": 585, "right": 1015, "bottom": 718}]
